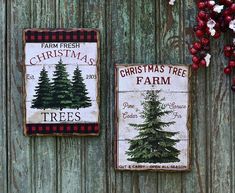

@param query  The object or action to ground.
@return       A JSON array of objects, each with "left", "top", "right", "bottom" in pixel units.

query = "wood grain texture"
[
  {"left": 55, "top": 1, "right": 84, "bottom": 193},
  {"left": 0, "top": 1, "right": 7, "bottom": 193},
  {"left": 208, "top": 38, "right": 232, "bottom": 193},
  {"left": 83, "top": 1, "right": 107, "bottom": 193},
  {"left": 7, "top": 0, "right": 32, "bottom": 192},
  {"left": 232, "top": 49, "right": 235, "bottom": 193},
  {"left": 158, "top": 1, "right": 182, "bottom": 192},
  {"left": 56, "top": 0, "right": 85, "bottom": 193},
  {"left": 109, "top": 0, "right": 132, "bottom": 192},
  {"left": 133, "top": 1, "right": 158, "bottom": 192},
  {"left": 1, "top": 0, "right": 234, "bottom": 192},
  {"left": 181, "top": 1, "right": 207, "bottom": 193},
  {"left": 232, "top": 77, "right": 235, "bottom": 193},
  {"left": 30, "top": 1, "right": 58, "bottom": 193}
]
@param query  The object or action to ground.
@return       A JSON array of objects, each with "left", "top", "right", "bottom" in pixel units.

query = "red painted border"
[
  {"left": 23, "top": 29, "right": 100, "bottom": 136},
  {"left": 24, "top": 29, "right": 98, "bottom": 42},
  {"left": 26, "top": 123, "right": 99, "bottom": 135}
]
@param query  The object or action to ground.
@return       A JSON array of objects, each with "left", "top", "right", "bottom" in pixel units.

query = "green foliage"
[
  {"left": 31, "top": 60, "right": 92, "bottom": 110},
  {"left": 72, "top": 66, "right": 91, "bottom": 109},
  {"left": 31, "top": 67, "right": 53, "bottom": 109},
  {"left": 51, "top": 59, "right": 73, "bottom": 110},
  {"left": 126, "top": 90, "right": 180, "bottom": 163}
]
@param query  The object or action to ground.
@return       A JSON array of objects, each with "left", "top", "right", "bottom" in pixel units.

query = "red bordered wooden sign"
[{"left": 23, "top": 29, "right": 100, "bottom": 136}]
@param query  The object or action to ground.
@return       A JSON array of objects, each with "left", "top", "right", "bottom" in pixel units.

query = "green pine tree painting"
[
  {"left": 51, "top": 59, "right": 73, "bottom": 110},
  {"left": 31, "top": 60, "right": 93, "bottom": 110},
  {"left": 31, "top": 67, "right": 53, "bottom": 109},
  {"left": 126, "top": 90, "right": 180, "bottom": 163},
  {"left": 71, "top": 66, "right": 92, "bottom": 109}
]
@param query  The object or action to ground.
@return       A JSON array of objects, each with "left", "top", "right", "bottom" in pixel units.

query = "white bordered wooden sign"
[{"left": 115, "top": 64, "right": 191, "bottom": 171}]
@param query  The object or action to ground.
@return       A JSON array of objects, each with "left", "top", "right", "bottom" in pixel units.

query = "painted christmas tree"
[
  {"left": 51, "top": 59, "right": 73, "bottom": 110},
  {"left": 31, "top": 67, "right": 53, "bottom": 109},
  {"left": 126, "top": 90, "right": 180, "bottom": 163},
  {"left": 71, "top": 66, "right": 92, "bottom": 109}
]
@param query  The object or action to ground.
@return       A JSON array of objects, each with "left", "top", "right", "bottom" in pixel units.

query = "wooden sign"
[
  {"left": 23, "top": 29, "right": 100, "bottom": 136},
  {"left": 115, "top": 64, "right": 191, "bottom": 171}
]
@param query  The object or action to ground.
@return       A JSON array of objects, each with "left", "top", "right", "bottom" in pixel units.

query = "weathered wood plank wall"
[
  {"left": 0, "top": 0, "right": 234, "bottom": 193},
  {"left": 0, "top": 0, "right": 7, "bottom": 193}
]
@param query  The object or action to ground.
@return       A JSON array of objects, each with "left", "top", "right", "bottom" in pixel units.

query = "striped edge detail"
[{"left": 26, "top": 123, "right": 99, "bottom": 135}]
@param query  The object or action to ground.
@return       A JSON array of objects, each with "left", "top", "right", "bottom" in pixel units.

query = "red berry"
[
  {"left": 197, "top": 2, "right": 206, "bottom": 9},
  {"left": 196, "top": 16, "right": 201, "bottom": 22},
  {"left": 219, "top": 0, "right": 226, "bottom": 3},
  {"left": 224, "top": 45, "right": 233, "bottom": 57},
  {"left": 224, "top": 45, "right": 232, "bottom": 52},
  {"left": 198, "top": 11, "right": 207, "bottom": 20},
  {"left": 205, "top": 27, "right": 211, "bottom": 35},
  {"left": 228, "top": 60, "right": 235, "bottom": 68},
  {"left": 213, "top": 31, "right": 221, "bottom": 39},
  {"left": 225, "top": 0, "right": 232, "bottom": 6},
  {"left": 196, "top": 30, "right": 204, "bottom": 38},
  {"left": 198, "top": 20, "right": 206, "bottom": 29},
  {"left": 192, "top": 56, "right": 200, "bottom": 63},
  {"left": 193, "top": 42, "right": 202, "bottom": 50},
  {"left": 190, "top": 47, "right": 198, "bottom": 55},
  {"left": 223, "top": 9, "right": 231, "bottom": 17},
  {"left": 200, "top": 59, "right": 207, "bottom": 67},
  {"left": 225, "top": 16, "right": 232, "bottom": 23},
  {"left": 215, "top": 23, "right": 220, "bottom": 29},
  {"left": 192, "top": 63, "right": 199, "bottom": 70},
  {"left": 230, "top": 3, "right": 235, "bottom": 12},
  {"left": 206, "top": 1, "right": 215, "bottom": 9},
  {"left": 225, "top": 51, "right": 232, "bottom": 58},
  {"left": 201, "top": 37, "right": 210, "bottom": 46},
  {"left": 224, "top": 66, "right": 232, "bottom": 75}
]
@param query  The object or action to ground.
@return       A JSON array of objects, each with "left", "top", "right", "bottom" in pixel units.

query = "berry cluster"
[{"left": 189, "top": 0, "right": 235, "bottom": 92}]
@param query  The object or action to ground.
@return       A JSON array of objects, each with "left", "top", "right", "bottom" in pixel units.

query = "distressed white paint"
[
  {"left": 116, "top": 64, "right": 191, "bottom": 171},
  {"left": 117, "top": 64, "right": 189, "bottom": 92},
  {"left": 25, "top": 42, "right": 99, "bottom": 124},
  {"left": 25, "top": 42, "right": 98, "bottom": 65}
]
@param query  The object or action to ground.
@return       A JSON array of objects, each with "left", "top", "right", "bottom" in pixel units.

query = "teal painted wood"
[
  {"left": 158, "top": 1, "right": 182, "bottom": 192},
  {"left": 83, "top": 1, "right": 108, "bottom": 193},
  {"left": 133, "top": 1, "right": 158, "bottom": 193},
  {"left": 182, "top": 1, "right": 207, "bottom": 193},
  {"left": 7, "top": 1, "right": 32, "bottom": 193},
  {"left": 56, "top": 1, "right": 85, "bottom": 193},
  {"left": 109, "top": 1, "right": 132, "bottom": 192},
  {"left": 0, "top": 1, "right": 7, "bottom": 193},
  {"left": 30, "top": 2, "right": 58, "bottom": 193},
  {"left": 1, "top": 0, "right": 234, "bottom": 193},
  {"left": 208, "top": 37, "right": 232, "bottom": 193}
]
